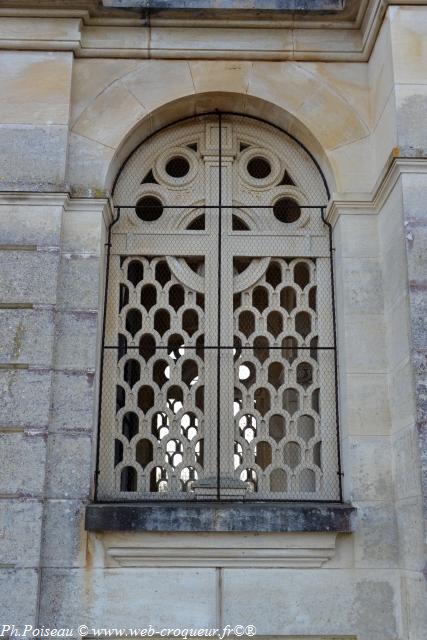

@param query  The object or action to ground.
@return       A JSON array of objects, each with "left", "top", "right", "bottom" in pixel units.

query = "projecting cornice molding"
[
  {"left": 0, "top": 0, "right": 426, "bottom": 61},
  {"left": 101, "top": 532, "right": 340, "bottom": 569},
  {"left": 0, "top": 192, "right": 115, "bottom": 223},
  {"left": 326, "top": 156, "right": 427, "bottom": 226}
]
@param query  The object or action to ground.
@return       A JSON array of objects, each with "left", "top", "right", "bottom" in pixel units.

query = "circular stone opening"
[
  {"left": 247, "top": 156, "right": 272, "bottom": 179},
  {"left": 165, "top": 155, "right": 190, "bottom": 178},
  {"left": 273, "top": 198, "right": 301, "bottom": 223},
  {"left": 135, "top": 196, "right": 164, "bottom": 221}
]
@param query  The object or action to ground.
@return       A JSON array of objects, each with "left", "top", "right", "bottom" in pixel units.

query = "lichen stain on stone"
[
  {"left": 12, "top": 320, "right": 25, "bottom": 360},
  {"left": 0, "top": 369, "right": 17, "bottom": 397}
]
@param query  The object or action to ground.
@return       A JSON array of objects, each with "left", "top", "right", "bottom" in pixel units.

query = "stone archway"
[{"left": 68, "top": 60, "right": 370, "bottom": 196}]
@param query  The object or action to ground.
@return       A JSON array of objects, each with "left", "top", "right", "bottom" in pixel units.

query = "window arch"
[{"left": 97, "top": 113, "right": 341, "bottom": 501}]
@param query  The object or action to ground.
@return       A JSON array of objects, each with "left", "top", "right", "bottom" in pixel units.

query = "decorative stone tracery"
[{"left": 97, "top": 114, "right": 340, "bottom": 501}]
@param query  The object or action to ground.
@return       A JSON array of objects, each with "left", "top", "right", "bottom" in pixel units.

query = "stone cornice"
[
  {"left": 0, "top": 192, "right": 70, "bottom": 207},
  {"left": 100, "top": 531, "right": 339, "bottom": 568},
  {"left": 326, "top": 156, "right": 427, "bottom": 226},
  {"left": 0, "top": 0, "right": 426, "bottom": 61},
  {"left": 0, "top": 192, "right": 115, "bottom": 223}
]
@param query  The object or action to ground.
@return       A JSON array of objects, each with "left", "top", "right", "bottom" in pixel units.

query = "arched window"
[{"left": 97, "top": 114, "right": 341, "bottom": 501}]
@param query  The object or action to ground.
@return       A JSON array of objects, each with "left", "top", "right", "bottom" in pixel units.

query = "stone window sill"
[{"left": 85, "top": 501, "right": 355, "bottom": 533}]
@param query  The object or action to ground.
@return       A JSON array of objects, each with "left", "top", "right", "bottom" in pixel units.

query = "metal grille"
[{"left": 96, "top": 113, "right": 342, "bottom": 502}]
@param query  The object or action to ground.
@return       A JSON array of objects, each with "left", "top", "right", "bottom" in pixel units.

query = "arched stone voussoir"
[
  {"left": 68, "top": 59, "right": 369, "bottom": 195},
  {"left": 68, "top": 131, "right": 116, "bottom": 198},
  {"left": 71, "top": 60, "right": 196, "bottom": 150},
  {"left": 72, "top": 79, "right": 147, "bottom": 150},
  {"left": 248, "top": 62, "right": 369, "bottom": 150}
]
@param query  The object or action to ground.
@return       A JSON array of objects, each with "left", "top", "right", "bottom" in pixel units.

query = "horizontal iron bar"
[
  {"left": 92, "top": 498, "right": 344, "bottom": 505},
  {"left": 115, "top": 205, "right": 327, "bottom": 209},
  {"left": 103, "top": 344, "right": 336, "bottom": 350}
]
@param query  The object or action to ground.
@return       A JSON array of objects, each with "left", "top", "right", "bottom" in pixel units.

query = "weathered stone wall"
[
  {"left": 0, "top": 52, "right": 73, "bottom": 191},
  {"left": 0, "top": 3, "right": 426, "bottom": 639}
]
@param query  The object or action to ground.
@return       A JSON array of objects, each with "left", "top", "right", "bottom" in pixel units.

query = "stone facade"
[{"left": 0, "top": 1, "right": 426, "bottom": 639}]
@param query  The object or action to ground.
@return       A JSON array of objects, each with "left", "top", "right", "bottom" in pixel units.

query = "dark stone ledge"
[
  {"left": 101, "top": 0, "right": 353, "bottom": 21},
  {"left": 103, "top": 0, "right": 345, "bottom": 10},
  {"left": 85, "top": 501, "right": 356, "bottom": 532}
]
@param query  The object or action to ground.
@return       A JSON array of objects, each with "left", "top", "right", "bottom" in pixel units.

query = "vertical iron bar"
[
  {"left": 216, "top": 112, "right": 222, "bottom": 500},
  {"left": 94, "top": 206, "right": 121, "bottom": 501},
  {"left": 320, "top": 205, "right": 343, "bottom": 502}
]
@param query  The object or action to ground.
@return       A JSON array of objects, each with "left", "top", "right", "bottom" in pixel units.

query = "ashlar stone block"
[
  {"left": 72, "top": 80, "right": 146, "bottom": 149},
  {"left": 46, "top": 434, "right": 92, "bottom": 499},
  {"left": 71, "top": 59, "right": 139, "bottom": 125},
  {"left": 343, "top": 314, "right": 387, "bottom": 373},
  {"left": 62, "top": 209, "right": 105, "bottom": 255},
  {"left": 369, "top": 14, "right": 394, "bottom": 128},
  {"left": 400, "top": 572, "right": 427, "bottom": 639},
  {"left": 389, "top": 359, "right": 417, "bottom": 431},
  {"left": 189, "top": 60, "right": 252, "bottom": 94},
  {"left": 0, "top": 250, "right": 60, "bottom": 304},
  {"left": 0, "top": 51, "right": 72, "bottom": 126},
  {"left": 57, "top": 255, "right": 101, "bottom": 311},
  {"left": 334, "top": 214, "right": 379, "bottom": 259},
  {"left": 222, "top": 568, "right": 398, "bottom": 640},
  {"left": 67, "top": 132, "right": 115, "bottom": 197},
  {"left": 0, "top": 369, "right": 52, "bottom": 428},
  {"left": 344, "top": 373, "right": 391, "bottom": 436},
  {"left": 381, "top": 232, "right": 409, "bottom": 311},
  {"left": 395, "top": 496, "right": 425, "bottom": 572},
  {"left": 384, "top": 293, "right": 411, "bottom": 371},
  {"left": 41, "top": 500, "right": 87, "bottom": 568},
  {"left": 353, "top": 501, "right": 399, "bottom": 568},
  {"left": 342, "top": 258, "right": 384, "bottom": 314},
  {"left": 0, "top": 499, "right": 43, "bottom": 568},
  {"left": 396, "top": 84, "right": 427, "bottom": 156},
  {"left": 50, "top": 370, "right": 96, "bottom": 433},
  {"left": 0, "top": 432, "right": 46, "bottom": 496},
  {"left": 0, "top": 124, "right": 68, "bottom": 189},
  {"left": 0, "top": 203, "right": 62, "bottom": 247},
  {"left": 54, "top": 311, "right": 98, "bottom": 371},
  {"left": 348, "top": 436, "right": 394, "bottom": 501},
  {"left": 392, "top": 426, "right": 423, "bottom": 501},
  {"left": 39, "top": 567, "right": 217, "bottom": 628},
  {"left": 372, "top": 91, "right": 398, "bottom": 180},
  {"left": 0, "top": 568, "right": 39, "bottom": 626},
  {"left": 0, "top": 308, "right": 55, "bottom": 366},
  {"left": 390, "top": 6, "right": 427, "bottom": 85}
]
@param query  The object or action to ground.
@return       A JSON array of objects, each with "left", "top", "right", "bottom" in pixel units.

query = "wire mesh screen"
[{"left": 96, "top": 113, "right": 342, "bottom": 502}]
